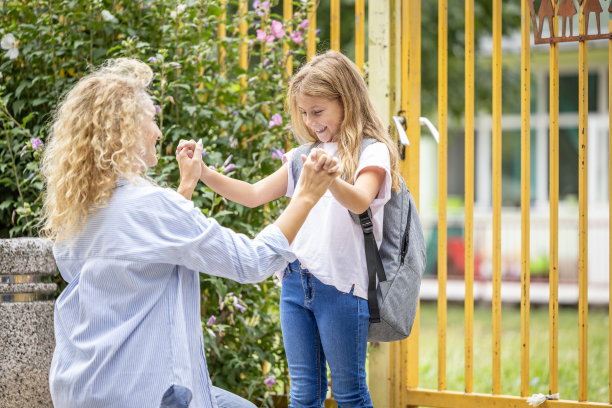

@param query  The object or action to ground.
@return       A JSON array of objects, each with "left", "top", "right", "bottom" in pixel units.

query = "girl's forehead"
[{"left": 296, "top": 93, "right": 334, "bottom": 107}]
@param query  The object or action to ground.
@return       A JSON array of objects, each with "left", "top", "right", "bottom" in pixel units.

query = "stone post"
[{"left": 0, "top": 238, "right": 57, "bottom": 408}]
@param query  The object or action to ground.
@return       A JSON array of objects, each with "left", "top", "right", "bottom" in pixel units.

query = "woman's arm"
[{"left": 328, "top": 167, "right": 386, "bottom": 214}]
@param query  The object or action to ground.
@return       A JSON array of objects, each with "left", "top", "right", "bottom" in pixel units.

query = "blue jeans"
[{"left": 280, "top": 260, "right": 373, "bottom": 408}]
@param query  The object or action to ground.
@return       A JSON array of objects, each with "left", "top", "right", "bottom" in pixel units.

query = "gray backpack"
[{"left": 290, "top": 138, "right": 426, "bottom": 342}]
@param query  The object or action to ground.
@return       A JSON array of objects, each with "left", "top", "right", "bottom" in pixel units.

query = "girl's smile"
[{"left": 296, "top": 94, "right": 344, "bottom": 143}]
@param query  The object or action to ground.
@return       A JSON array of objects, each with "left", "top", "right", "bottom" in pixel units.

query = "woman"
[{"left": 41, "top": 58, "right": 339, "bottom": 408}]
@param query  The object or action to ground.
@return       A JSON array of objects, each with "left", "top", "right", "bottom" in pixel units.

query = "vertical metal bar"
[
  {"left": 520, "top": 0, "right": 531, "bottom": 398},
  {"left": 307, "top": 1, "right": 317, "bottom": 60},
  {"left": 578, "top": 1, "right": 588, "bottom": 401},
  {"left": 609, "top": 17, "right": 612, "bottom": 403},
  {"left": 491, "top": 0, "right": 502, "bottom": 395},
  {"left": 218, "top": 0, "right": 227, "bottom": 75},
  {"left": 331, "top": 0, "right": 340, "bottom": 51},
  {"left": 238, "top": 0, "right": 248, "bottom": 104},
  {"left": 403, "top": 0, "right": 421, "bottom": 404},
  {"left": 464, "top": 0, "right": 475, "bottom": 394},
  {"left": 549, "top": 0, "right": 560, "bottom": 397},
  {"left": 437, "top": 0, "right": 448, "bottom": 392},
  {"left": 283, "top": 0, "right": 292, "bottom": 77},
  {"left": 355, "top": 0, "right": 365, "bottom": 73}
]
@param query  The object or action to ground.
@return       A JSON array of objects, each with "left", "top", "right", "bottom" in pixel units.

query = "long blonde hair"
[
  {"left": 287, "top": 50, "right": 400, "bottom": 191},
  {"left": 41, "top": 58, "right": 154, "bottom": 241}
]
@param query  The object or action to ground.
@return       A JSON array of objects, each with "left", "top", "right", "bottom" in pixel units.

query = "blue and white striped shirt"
[{"left": 50, "top": 178, "right": 295, "bottom": 408}]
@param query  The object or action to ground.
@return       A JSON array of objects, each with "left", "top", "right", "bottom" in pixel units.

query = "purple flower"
[
  {"left": 264, "top": 376, "right": 276, "bottom": 387},
  {"left": 28, "top": 173, "right": 34, "bottom": 179},
  {"left": 232, "top": 110, "right": 239, "bottom": 116},
  {"left": 299, "top": 19, "right": 309, "bottom": 29},
  {"left": 268, "top": 113, "right": 282, "bottom": 129},
  {"left": 270, "top": 20, "right": 285, "bottom": 38},
  {"left": 129, "top": 35, "right": 139, "bottom": 41},
  {"left": 223, "top": 163, "right": 236, "bottom": 173},
  {"left": 223, "top": 154, "right": 233, "bottom": 167},
  {"left": 262, "top": 58, "right": 271, "bottom": 67},
  {"left": 261, "top": 1, "right": 270, "bottom": 10},
  {"left": 30, "top": 137, "right": 42, "bottom": 150},
  {"left": 290, "top": 30, "right": 304, "bottom": 44},
  {"left": 271, "top": 148, "right": 285, "bottom": 160},
  {"left": 233, "top": 297, "right": 246, "bottom": 313},
  {"left": 147, "top": 56, "right": 159, "bottom": 64},
  {"left": 315, "top": 28, "right": 321, "bottom": 36},
  {"left": 206, "top": 315, "right": 216, "bottom": 326},
  {"left": 253, "top": 0, "right": 260, "bottom": 8},
  {"left": 154, "top": 105, "right": 162, "bottom": 115},
  {"left": 168, "top": 62, "right": 181, "bottom": 68},
  {"left": 201, "top": 148, "right": 207, "bottom": 158},
  {"left": 256, "top": 29, "right": 267, "bottom": 41}
]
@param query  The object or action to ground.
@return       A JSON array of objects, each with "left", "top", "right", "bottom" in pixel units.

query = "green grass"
[{"left": 417, "top": 301, "right": 610, "bottom": 403}]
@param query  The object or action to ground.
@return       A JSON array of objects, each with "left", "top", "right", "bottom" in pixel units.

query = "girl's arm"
[
  {"left": 176, "top": 139, "right": 288, "bottom": 208},
  {"left": 199, "top": 161, "right": 288, "bottom": 208},
  {"left": 328, "top": 167, "right": 386, "bottom": 214}
]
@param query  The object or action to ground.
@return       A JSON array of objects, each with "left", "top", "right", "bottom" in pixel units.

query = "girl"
[{"left": 178, "top": 50, "right": 400, "bottom": 407}]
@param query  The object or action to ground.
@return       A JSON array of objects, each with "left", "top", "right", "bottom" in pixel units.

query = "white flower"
[
  {"left": 1, "top": 33, "right": 19, "bottom": 60},
  {"left": 101, "top": 10, "right": 117, "bottom": 23},
  {"left": 170, "top": 4, "right": 186, "bottom": 18}
]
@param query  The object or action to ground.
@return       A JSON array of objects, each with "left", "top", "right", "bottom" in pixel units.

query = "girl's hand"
[
  {"left": 308, "top": 148, "right": 341, "bottom": 174},
  {"left": 176, "top": 139, "right": 197, "bottom": 159}
]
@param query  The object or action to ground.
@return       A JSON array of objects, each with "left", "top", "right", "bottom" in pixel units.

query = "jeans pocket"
[{"left": 160, "top": 385, "right": 192, "bottom": 408}]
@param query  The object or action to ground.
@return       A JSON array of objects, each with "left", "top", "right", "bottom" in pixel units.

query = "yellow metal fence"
[{"left": 237, "top": 1, "right": 611, "bottom": 407}]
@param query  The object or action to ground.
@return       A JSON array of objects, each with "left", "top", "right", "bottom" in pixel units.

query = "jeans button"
[{"left": 299, "top": 263, "right": 306, "bottom": 270}]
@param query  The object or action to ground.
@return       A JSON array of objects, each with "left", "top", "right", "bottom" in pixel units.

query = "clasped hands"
[{"left": 175, "top": 139, "right": 341, "bottom": 202}]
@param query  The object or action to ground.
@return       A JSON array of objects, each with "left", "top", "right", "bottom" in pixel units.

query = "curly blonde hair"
[
  {"left": 287, "top": 50, "right": 400, "bottom": 191},
  {"left": 41, "top": 58, "right": 154, "bottom": 241}
]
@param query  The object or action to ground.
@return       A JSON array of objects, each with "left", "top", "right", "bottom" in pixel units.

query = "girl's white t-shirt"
[{"left": 283, "top": 141, "right": 392, "bottom": 300}]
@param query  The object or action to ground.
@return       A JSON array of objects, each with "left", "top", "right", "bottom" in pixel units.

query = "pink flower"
[
  {"left": 290, "top": 30, "right": 304, "bottom": 44},
  {"left": 223, "top": 163, "right": 236, "bottom": 173},
  {"left": 266, "top": 34, "right": 275, "bottom": 43},
  {"left": 256, "top": 29, "right": 267, "bottom": 41},
  {"left": 233, "top": 297, "right": 246, "bottom": 313},
  {"left": 271, "top": 148, "right": 285, "bottom": 160},
  {"left": 261, "top": 1, "right": 270, "bottom": 9},
  {"left": 268, "top": 113, "right": 283, "bottom": 129},
  {"left": 206, "top": 315, "right": 216, "bottom": 326},
  {"left": 264, "top": 376, "right": 276, "bottom": 387},
  {"left": 154, "top": 105, "right": 162, "bottom": 115},
  {"left": 299, "top": 19, "right": 309, "bottom": 29},
  {"left": 270, "top": 20, "right": 285, "bottom": 38},
  {"left": 30, "top": 137, "right": 42, "bottom": 150}
]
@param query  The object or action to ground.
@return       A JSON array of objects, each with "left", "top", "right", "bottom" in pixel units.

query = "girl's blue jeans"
[{"left": 280, "top": 260, "right": 373, "bottom": 408}]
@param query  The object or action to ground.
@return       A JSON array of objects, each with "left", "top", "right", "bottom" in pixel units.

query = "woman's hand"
[
  {"left": 294, "top": 150, "right": 340, "bottom": 205},
  {"left": 176, "top": 139, "right": 204, "bottom": 200}
]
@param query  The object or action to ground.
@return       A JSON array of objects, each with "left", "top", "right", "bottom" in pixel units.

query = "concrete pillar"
[{"left": 0, "top": 238, "right": 56, "bottom": 408}]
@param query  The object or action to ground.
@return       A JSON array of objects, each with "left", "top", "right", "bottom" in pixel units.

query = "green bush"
[{"left": 1, "top": 0, "right": 314, "bottom": 405}]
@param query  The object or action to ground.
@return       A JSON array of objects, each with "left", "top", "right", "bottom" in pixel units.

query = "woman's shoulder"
[{"left": 115, "top": 178, "right": 195, "bottom": 215}]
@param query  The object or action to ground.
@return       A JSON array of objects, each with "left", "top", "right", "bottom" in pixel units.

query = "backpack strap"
[
  {"left": 356, "top": 210, "right": 387, "bottom": 323},
  {"left": 349, "top": 136, "right": 387, "bottom": 323}
]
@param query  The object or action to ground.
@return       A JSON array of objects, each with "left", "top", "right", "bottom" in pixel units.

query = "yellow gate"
[{"left": 282, "top": 0, "right": 611, "bottom": 407}]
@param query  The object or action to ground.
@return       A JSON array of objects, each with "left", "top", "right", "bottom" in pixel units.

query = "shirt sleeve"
[
  {"left": 354, "top": 142, "right": 392, "bottom": 209},
  {"left": 130, "top": 188, "right": 296, "bottom": 283}
]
